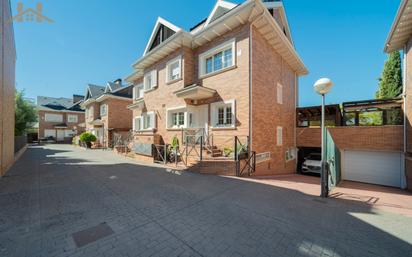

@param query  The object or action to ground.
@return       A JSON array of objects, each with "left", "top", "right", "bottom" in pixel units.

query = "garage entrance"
[{"left": 343, "top": 150, "right": 402, "bottom": 188}]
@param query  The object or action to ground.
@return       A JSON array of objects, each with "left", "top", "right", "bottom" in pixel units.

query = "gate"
[{"left": 326, "top": 130, "right": 341, "bottom": 189}]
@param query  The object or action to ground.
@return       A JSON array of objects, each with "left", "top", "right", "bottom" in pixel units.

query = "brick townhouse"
[
  {"left": 37, "top": 95, "right": 85, "bottom": 142},
  {"left": 125, "top": 0, "right": 308, "bottom": 175},
  {"left": 0, "top": 0, "right": 16, "bottom": 176},
  {"left": 385, "top": 0, "right": 412, "bottom": 191},
  {"left": 82, "top": 79, "right": 133, "bottom": 148}
]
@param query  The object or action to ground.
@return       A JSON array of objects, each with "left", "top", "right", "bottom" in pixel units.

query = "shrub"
[
  {"left": 171, "top": 135, "right": 179, "bottom": 150},
  {"left": 79, "top": 132, "right": 97, "bottom": 143},
  {"left": 223, "top": 147, "right": 233, "bottom": 157}
]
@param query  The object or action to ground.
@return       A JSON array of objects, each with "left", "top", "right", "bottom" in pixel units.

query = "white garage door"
[
  {"left": 343, "top": 150, "right": 402, "bottom": 188},
  {"left": 44, "top": 129, "right": 56, "bottom": 138}
]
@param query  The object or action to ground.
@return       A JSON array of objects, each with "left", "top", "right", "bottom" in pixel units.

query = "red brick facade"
[
  {"left": 128, "top": 21, "right": 301, "bottom": 176},
  {"left": 297, "top": 126, "right": 404, "bottom": 152},
  {"left": 38, "top": 110, "right": 85, "bottom": 142},
  {"left": 84, "top": 97, "right": 132, "bottom": 146},
  {"left": 0, "top": 0, "right": 16, "bottom": 176}
]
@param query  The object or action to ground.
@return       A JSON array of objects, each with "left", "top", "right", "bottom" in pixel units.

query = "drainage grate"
[{"left": 72, "top": 222, "right": 114, "bottom": 248}]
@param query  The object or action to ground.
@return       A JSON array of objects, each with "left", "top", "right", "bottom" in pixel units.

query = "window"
[
  {"left": 133, "top": 117, "right": 141, "bottom": 131},
  {"left": 87, "top": 106, "right": 94, "bottom": 120},
  {"left": 133, "top": 84, "right": 144, "bottom": 100},
  {"left": 64, "top": 130, "right": 75, "bottom": 137},
  {"left": 211, "top": 100, "right": 235, "bottom": 128},
  {"left": 44, "top": 129, "right": 56, "bottom": 138},
  {"left": 172, "top": 112, "right": 185, "bottom": 127},
  {"left": 45, "top": 113, "right": 63, "bottom": 122},
  {"left": 277, "top": 126, "right": 283, "bottom": 146},
  {"left": 277, "top": 83, "right": 283, "bottom": 104},
  {"left": 199, "top": 38, "right": 236, "bottom": 77},
  {"left": 144, "top": 70, "right": 157, "bottom": 91},
  {"left": 134, "top": 112, "right": 156, "bottom": 131},
  {"left": 166, "top": 56, "right": 182, "bottom": 82},
  {"left": 100, "top": 104, "right": 108, "bottom": 116},
  {"left": 167, "top": 107, "right": 187, "bottom": 129},
  {"left": 67, "top": 115, "right": 78, "bottom": 123}
]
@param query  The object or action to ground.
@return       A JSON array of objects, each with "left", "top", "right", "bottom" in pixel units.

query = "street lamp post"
[{"left": 314, "top": 78, "right": 333, "bottom": 198}]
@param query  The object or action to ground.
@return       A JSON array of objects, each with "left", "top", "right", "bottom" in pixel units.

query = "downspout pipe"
[
  {"left": 402, "top": 46, "right": 408, "bottom": 189},
  {"left": 249, "top": 8, "right": 265, "bottom": 152}
]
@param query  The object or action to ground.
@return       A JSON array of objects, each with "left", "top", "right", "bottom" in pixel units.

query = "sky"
[{"left": 11, "top": 0, "right": 400, "bottom": 107}]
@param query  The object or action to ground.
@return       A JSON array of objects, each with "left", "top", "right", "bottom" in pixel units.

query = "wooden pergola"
[{"left": 297, "top": 104, "right": 342, "bottom": 127}]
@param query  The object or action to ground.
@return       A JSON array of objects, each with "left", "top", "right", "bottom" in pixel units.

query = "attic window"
[{"left": 149, "top": 24, "right": 176, "bottom": 52}]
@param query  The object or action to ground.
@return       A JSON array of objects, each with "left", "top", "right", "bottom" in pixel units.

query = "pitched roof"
[
  {"left": 86, "top": 84, "right": 106, "bottom": 99},
  {"left": 37, "top": 96, "right": 73, "bottom": 108},
  {"left": 37, "top": 96, "right": 84, "bottom": 112},
  {"left": 385, "top": 0, "right": 412, "bottom": 52},
  {"left": 127, "top": 0, "right": 308, "bottom": 81}
]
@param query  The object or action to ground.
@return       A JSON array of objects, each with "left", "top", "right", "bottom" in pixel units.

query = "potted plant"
[
  {"left": 168, "top": 135, "right": 180, "bottom": 162},
  {"left": 223, "top": 147, "right": 233, "bottom": 157},
  {"left": 79, "top": 132, "right": 97, "bottom": 149}
]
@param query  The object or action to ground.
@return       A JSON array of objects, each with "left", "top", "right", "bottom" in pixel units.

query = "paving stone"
[{"left": 0, "top": 145, "right": 411, "bottom": 257}]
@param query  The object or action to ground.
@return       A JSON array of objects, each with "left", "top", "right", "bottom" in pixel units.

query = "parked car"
[{"left": 302, "top": 153, "right": 322, "bottom": 174}]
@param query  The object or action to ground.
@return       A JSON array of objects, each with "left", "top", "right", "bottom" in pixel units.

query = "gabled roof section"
[
  {"left": 85, "top": 84, "right": 105, "bottom": 100},
  {"left": 143, "top": 17, "right": 182, "bottom": 55},
  {"left": 204, "top": 0, "right": 238, "bottom": 28},
  {"left": 385, "top": 0, "right": 412, "bottom": 52}
]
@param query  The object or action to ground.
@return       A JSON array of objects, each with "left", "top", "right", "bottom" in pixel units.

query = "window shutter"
[
  {"left": 150, "top": 112, "right": 157, "bottom": 129},
  {"left": 277, "top": 127, "right": 283, "bottom": 146},
  {"left": 277, "top": 83, "right": 283, "bottom": 104},
  {"left": 133, "top": 86, "right": 137, "bottom": 100},
  {"left": 151, "top": 70, "right": 157, "bottom": 88}
]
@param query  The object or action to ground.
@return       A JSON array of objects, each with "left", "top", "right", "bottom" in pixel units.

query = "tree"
[
  {"left": 376, "top": 51, "right": 403, "bottom": 99},
  {"left": 15, "top": 90, "right": 37, "bottom": 136}
]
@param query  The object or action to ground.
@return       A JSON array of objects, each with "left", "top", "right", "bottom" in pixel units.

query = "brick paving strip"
[{"left": 0, "top": 144, "right": 411, "bottom": 257}]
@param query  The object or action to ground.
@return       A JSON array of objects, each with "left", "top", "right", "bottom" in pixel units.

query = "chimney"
[
  {"left": 36, "top": 2, "right": 43, "bottom": 14},
  {"left": 16, "top": 2, "right": 24, "bottom": 22},
  {"left": 73, "top": 95, "right": 84, "bottom": 103},
  {"left": 36, "top": 2, "right": 43, "bottom": 22}
]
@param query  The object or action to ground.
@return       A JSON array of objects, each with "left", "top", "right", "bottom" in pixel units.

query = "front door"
[{"left": 56, "top": 130, "right": 65, "bottom": 142}]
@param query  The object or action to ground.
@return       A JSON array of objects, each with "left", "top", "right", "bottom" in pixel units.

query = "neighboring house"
[
  {"left": 125, "top": 0, "right": 308, "bottom": 175},
  {"left": 0, "top": 0, "right": 16, "bottom": 176},
  {"left": 37, "top": 95, "right": 85, "bottom": 143},
  {"left": 385, "top": 0, "right": 412, "bottom": 191},
  {"left": 82, "top": 79, "right": 133, "bottom": 148}
]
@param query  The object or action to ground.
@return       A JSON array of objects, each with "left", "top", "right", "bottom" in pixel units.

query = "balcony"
[
  {"left": 174, "top": 84, "right": 216, "bottom": 101},
  {"left": 127, "top": 98, "right": 145, "bottom": 110}
]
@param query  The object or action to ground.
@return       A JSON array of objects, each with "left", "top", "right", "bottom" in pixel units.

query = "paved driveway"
[{"left": 0, "top": 145, "right": 411, "bottom": 257}]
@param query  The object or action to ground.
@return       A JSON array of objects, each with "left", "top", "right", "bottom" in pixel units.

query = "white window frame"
[
  {"left": 166, "top": 56, "right": 182, "bottom": 83},
  {"left": 133, "top": 83, "right": 144, "bottom": 100},
  {"left": 133, "top": 116, "right": 141, "bottom": 132},
  {"left": 134, "top": 112, "right": 157, "bottom": 131},
  {"left": 199, "top": 38, "right": 236, "bottom": 78},
  {"left": 87, "top": 106, "right": 94, "bottom": 120},
  {"left": 277, "top": 126, "right": 283, "bottom": 146},
  {"left": 44, "top": 113, "right": 63, "bottom": 122},
  {"left": 100, "top": 104, "right": 108, "bottom": 116},
  {"left": 211, "top": 99, "right": 236, "bottom": 128},
  {"left": 67, "top": 114, "right": 78, "bottom": 123},
  {"left": 277, "top": 83, "right": 283, "bottom": 105},
  {"left": 144, "top": 70, "right": 158, "bottom": 91},
  {"left": 166, "top": 106, "right": 187, "bottom": 129}
]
